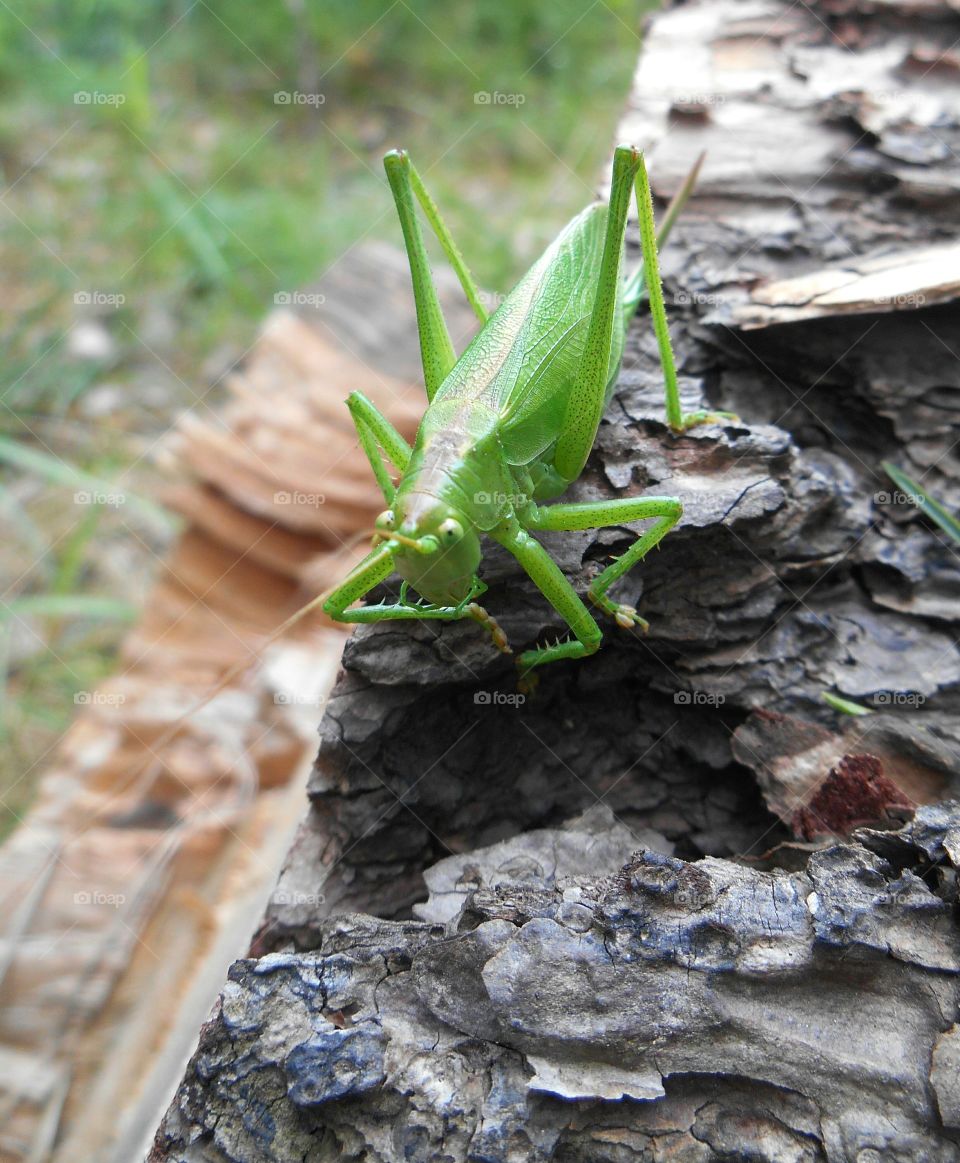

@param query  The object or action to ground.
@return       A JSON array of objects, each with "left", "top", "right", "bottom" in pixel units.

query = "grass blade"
[
  {"left": 1, "top": 595, "right": 139, "bottom": 621},
  {"left": 0, "top": 435, "right": 173, "bottom": 531},
  {"left": 882, "top": 461, "right": 960, "bottom": 546},
  {"left": 822, "top": 691, "right": 873, "bottom": 716}
]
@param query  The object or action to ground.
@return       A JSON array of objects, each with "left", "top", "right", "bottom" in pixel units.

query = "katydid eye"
[
  {"left": 438, "top": 518, "right": 463, "bottom": 542},
  {"left": 375, "top": 509, "right": 395, "bottom": 530}
]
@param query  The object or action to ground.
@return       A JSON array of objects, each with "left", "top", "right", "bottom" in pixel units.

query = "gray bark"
[
  {"left": 152, "top": 806, "right": 960, "bottom": 1162},
  {"left": 152, "top": 0, "right": 960, "bottom": 1158}
]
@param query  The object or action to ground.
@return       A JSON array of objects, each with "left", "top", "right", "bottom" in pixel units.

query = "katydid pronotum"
[{"left": 319, "top": 143, "right": 734, "bottom": 689}]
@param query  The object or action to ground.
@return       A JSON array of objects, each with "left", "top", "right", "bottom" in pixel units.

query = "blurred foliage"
[
  {"left": 0, "top": 0, "right": 648, "bottom": 831},
  {"left": 0, "top": 0, "right": 648, "bottom": 325}
]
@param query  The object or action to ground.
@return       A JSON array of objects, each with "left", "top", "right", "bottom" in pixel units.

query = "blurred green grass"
[{"left": 0, "top": 0, "right": 648, "bottom": 832}]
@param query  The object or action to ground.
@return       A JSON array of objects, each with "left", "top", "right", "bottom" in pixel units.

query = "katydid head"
[{"left": 373, "top": 497, "right": 480, "bottom": 605}]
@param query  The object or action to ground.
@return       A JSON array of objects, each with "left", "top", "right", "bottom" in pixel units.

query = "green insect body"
[{"left": 322, "top": 144, "right": 734, "bottom": 686}]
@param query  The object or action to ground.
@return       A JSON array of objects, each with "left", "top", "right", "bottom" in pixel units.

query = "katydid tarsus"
[{"left": 321, "top": 143, "right": 734, "bottom": 689}]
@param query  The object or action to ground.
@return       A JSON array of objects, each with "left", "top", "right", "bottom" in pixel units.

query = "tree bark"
[
  {"left": 153, "top": 805, "right": 960, "bottom": 1161},
  {"left": 152, "top": 0, "right": 960, "bottom": 1158}
]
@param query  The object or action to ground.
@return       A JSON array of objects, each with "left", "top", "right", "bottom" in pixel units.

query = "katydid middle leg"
[
  {"left": 522, "top": 494, "right": 682, "bottom": 631},
  {"left": 489, "top": 516, "right": 603, "bottom": 684},
  {"left": 496, "top": 494, "right": 681, "bottom": 686}
]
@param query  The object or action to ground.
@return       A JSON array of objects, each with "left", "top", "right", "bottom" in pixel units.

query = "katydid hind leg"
[
  {"left": 404, "top": 157, "right": 489, "bottom": 325},
  {"left": 621, "top": 150, "right": 704, "bottom": 321},
  {"left": 384, "top": 149, "right": 458, "bottom": 402}
]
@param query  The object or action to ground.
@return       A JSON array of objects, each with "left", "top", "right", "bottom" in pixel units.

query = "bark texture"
[
  {"left": 153, "top": 806, "right": 960, "bottom": 1162},
  {"left": 153, "top": 0, "right": 960, "bottom": 1158}
]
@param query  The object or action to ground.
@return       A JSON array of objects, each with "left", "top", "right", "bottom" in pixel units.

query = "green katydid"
[
  {"left": 104, "top": 144, "right": 729, "bottom": 784},
  {"left": 319, "top": 143, "right": 734, "bottom": 688}
]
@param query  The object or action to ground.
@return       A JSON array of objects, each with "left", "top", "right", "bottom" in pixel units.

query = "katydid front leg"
[
  {"left": 321, "top": 543, "right": 510, "bottom": 653},
  {"left": 346, "top": 390, "right": 413, "bottom": 504},
  {"left": 322, "top": 542, "right": 465, "bottom": 623}
]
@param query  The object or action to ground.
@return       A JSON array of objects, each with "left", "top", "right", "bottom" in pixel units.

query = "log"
[
  {"left": 152, "top": 0, "right": 960, "bottom": 1158},
  {"left": 154, "top": 805, "right": 960, "bottom": 1160}
]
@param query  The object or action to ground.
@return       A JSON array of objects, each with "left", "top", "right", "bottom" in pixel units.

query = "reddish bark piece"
[{"left": 792, "top": 754, "right": 914, "bottom": 841}]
